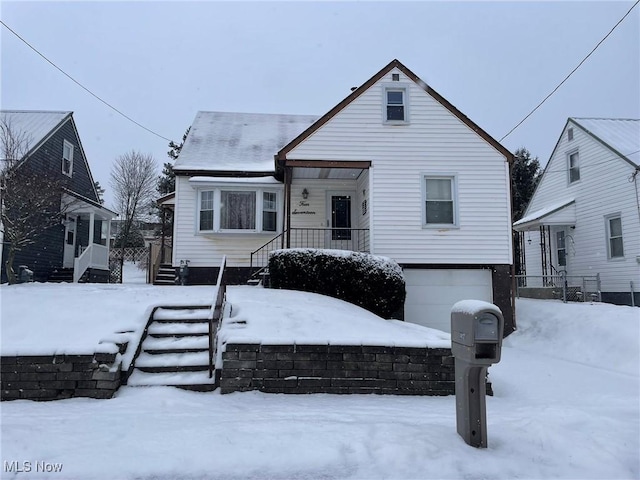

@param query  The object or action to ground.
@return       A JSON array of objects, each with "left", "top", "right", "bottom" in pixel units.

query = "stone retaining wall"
[
  {"left": 1, "top": 352, "right": 122, "bottom": 401},
  {"left": 220, "top": 344, "right": 456, "bottom": 395}
]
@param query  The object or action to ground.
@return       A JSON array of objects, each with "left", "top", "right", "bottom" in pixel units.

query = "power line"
[
  {"left": 500, "top": 0, "right": 640, "bottom": 142},
  {"left": 0, "top": 20, "right": 174, "bottom": 144}
]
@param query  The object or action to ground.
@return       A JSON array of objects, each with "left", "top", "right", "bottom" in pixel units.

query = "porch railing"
[
  {"left": 209, "top": 256, "right": 227, "bottom": 378},
  {"left": 515, "top": 272, "right": 601, "bottom": 303},
  {"left": 73, "top": 244, "right": 109, "bottom": 282},
  {"left": 249, "top": 228, "right": 370, "bottom": 277}
]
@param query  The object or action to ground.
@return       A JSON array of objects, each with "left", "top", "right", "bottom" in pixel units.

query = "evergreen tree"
[
  {"left": 511, "top": 147, "right": 541, "bottom": 221},
  {"left": 157, "top": 162, "right": 175, "bottom": 195},
  {"left": 94, "top": 181, "right": 105, "bottom": 204}
]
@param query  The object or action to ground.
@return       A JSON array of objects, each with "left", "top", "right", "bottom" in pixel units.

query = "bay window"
[{"left": 197, "top": 187, "right": 280, "bottom": 233}]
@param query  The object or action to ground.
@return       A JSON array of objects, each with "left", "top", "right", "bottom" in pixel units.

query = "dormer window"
[
  {"left": 383, "top": 85, "right": 409, "bottom": 124},
  {"left": 62, "top": 140, "right": 74, "bottom": 177}
]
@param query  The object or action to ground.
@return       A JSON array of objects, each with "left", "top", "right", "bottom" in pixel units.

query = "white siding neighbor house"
[
  {"left": 171, "top": 60, "right": 515, "bottom": 333},
  {"left": 514, "top": 118, "right": 640, "bottom": 306}
]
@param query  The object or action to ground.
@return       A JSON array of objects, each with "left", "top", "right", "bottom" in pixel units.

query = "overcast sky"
[{"left": 2, "top": 1, "right": 639, "bottom": 209}]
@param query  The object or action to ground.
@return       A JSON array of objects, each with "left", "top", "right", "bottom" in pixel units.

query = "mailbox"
[
  {"left": 450, "top": 300, "right": 504, "bottom": 448},
  {"left": 451, "top": 302, "right": 503, "bottom": 365}
]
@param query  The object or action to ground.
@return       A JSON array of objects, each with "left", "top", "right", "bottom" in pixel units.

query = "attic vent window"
[
  {"left": 392, "top": 73, "right": 400, "bottom": 81},
  {"left": 62, "top": 140, "right": 74, "bottom": 177},
  {"left": 568, "top": 127, "right": 574, "bottom": 141}
]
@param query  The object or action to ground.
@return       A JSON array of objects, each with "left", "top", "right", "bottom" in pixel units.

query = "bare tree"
[
  {"left": 1, "top": 116, "right": 68, "bottom": 284},
  {"left": 110, "top": 150, "right": 157, "bottom": 282}
]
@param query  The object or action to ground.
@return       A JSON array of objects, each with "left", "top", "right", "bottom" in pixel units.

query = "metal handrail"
[
  {"left": 209, "top": 255, "right": 227, "bottom": 378},
  {"left": 249, "top": 228, "right": 370, "bottom": 278}
]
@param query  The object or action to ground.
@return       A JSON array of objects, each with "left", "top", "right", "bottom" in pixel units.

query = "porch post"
[
  {"left": 285, "top": 166, "right": 292, "bottom": 249},
  {"left": 88, "top": 212, "right": 95, "bottom": 245}
]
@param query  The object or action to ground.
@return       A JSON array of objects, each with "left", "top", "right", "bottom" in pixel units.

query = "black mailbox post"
[{"left": 451, "top": 300, "right": 504, "bottom": 448}]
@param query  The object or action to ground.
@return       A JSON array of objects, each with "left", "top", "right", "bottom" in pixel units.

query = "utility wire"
[
  {"left": 500, "top": 0, "right": 640, "bottom": 142},
  {"left": 0, "top": 20, "right": 174, "bottom": 143}
]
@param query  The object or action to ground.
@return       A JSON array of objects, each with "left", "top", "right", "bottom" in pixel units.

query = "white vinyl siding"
[
  {"left": 286, "top": 68, "right": 512, "bottom": 265},
  {"left": 522, "top": 122, "right": 640, "bottom": 292}
]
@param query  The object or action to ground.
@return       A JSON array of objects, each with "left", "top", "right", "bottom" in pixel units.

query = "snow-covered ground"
[{"left": 1, "top": 284, "right": 638, "bottom": 479}]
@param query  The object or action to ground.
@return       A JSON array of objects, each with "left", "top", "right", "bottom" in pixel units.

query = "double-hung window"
[
  {"left": 262, "top": 192, "right": 277, "bottom": 232},
  {"left": 383, "top": 85, "right": 409, "bottom": 123},
  {"left": 423, "top": 175, "right": 457, "bottom": 227},
  {"left": 568, "top": 150, "right": 580, "bottom": 183},
  {"left": 199, "top": 191, "right": 214, "bottom": 231},
  {"left": 62, "top": 140, "right": 74, "bottom": 176},
  {"left": 198, "top": 188, "right": 279, "bottom": 233},
  {"left": 606, "top": 215, "right": 624, "bottom": 259}
]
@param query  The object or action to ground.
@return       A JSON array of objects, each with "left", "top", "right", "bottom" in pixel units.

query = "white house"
[
  {"left": 514, "top": 118, "right": 640, "bottom": 306},
  {"left": 171, "top": 60, "right": 515, "bottom": 333}
]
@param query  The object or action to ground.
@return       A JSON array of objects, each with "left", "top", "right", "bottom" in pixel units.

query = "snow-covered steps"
[
  {"left": 126, "top": 370, "right": 216, "bottom": 392},
  {"left": 126, "top": 306, "right": 220, "bottom": 392}
]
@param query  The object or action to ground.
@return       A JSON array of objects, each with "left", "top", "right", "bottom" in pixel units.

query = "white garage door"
[{"left": 404, "top": 269, "right": 493, "bottom": 333}]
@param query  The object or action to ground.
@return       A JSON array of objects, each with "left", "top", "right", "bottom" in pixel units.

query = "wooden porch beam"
[{"left": 285, "top": 160, "right": 371, "bottom": 169}]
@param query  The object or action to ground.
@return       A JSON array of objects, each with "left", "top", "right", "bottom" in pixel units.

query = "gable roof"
[
  {"left": 570, "top": 117, "right": 639, "bottom": 167},
  {"left": 0, "top": 110, "right": 71, "bottom": 158},
  {"left": 276, "top": 59, "right": 514, "bottom": 164},
  {"left": 173, "top": 111, "right": 318, "bottom": 176}
]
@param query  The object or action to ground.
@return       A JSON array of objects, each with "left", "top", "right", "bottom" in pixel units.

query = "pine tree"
[{"left": 511, "top": 147, "right": 541, "bottom": 221}]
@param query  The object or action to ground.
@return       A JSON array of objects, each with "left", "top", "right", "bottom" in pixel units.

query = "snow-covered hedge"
[{"left": 268, "top": 249, "right": 405, "bottom": 319}]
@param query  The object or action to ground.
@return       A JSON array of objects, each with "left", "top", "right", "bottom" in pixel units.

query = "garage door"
[{"left": 404, "top": 269, "right": 493, "bottom": 333}]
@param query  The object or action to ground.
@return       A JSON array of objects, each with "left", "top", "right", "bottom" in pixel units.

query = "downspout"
[{"left": 285, "top": 166, "right": 292, "bottom": 248}]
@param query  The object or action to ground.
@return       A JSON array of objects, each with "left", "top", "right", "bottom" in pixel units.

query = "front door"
[
  {"left": 63, "top": 215, "right": 77, "bottom": 268},
  {"left": 326, "top": 192, "right": 354, "bottom": 249}
]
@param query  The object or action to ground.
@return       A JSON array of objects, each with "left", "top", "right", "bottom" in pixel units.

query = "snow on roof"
[
  {"left": 0, "top": 110, "right": 70, "bottom": 154},
  {"left": 174, "top": 111, "right": 318, "bottom": 173},
  {"left": 218, "top": 286, "right": 451, "bottom": 351},
  {"left": 572, "top": 118, "right": 640, "bottom": 166},
  {"left": 188, "top": 176, "right": 282, "bottom": 185},
  {"left": 514, "top": 198, "right": 575, "bottom": 229}
]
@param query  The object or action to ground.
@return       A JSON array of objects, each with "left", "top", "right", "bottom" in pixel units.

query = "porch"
[{"left": 62, "top": 192, "right": 115, "bottom": 282}]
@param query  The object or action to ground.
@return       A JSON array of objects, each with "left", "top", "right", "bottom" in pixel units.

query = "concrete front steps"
[{"left": 127, "top": 306, "right": 218, "bottom": 392}]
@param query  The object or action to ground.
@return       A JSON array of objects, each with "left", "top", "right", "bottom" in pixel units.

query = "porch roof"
[
  {"left": 513, "top": 198, "right": 576, "bottom": 231},
  {"left": 63, "top": 190, "right": 117, "bottom": 219}
]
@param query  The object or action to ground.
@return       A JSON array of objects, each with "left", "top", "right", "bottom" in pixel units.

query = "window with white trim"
[
  {"left": 62, "top": 140, "right": 74, "bottom": 176},
  {"left": 383, "top": 85, "right": 409, "bottom": 123},
  {"left": 197, "top": 188, "right": 280, "bottom": 233},
  {"left": 262, "top": 192, "right": 277, "bottom": 232},
  {"left": 568, "top": 150, "right": 580, "bottom": 183},
  {"left": 423, "top": 175, "right": 457, "bottom": 227},
  {"left": 606, "top": 215, "right": 624, "bottom": 259}
]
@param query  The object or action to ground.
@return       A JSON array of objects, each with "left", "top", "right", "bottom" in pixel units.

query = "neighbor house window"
[
  {"left": 199, "top": 191, "right": 214, "bottom": 231},
  {"left": 606, "top": 215, "right": 624, "bottom": 259},
  {"left": 567, "top": 127, "right": 574, "bottom": 141},
  {"left": 556, "top": 230, "right": 566, "bottom": 267},
  {"left": 62, "top": 140, "right": 74, "bottom": 176},
  {"left": 197, "top": 188, "right": 279, "bottom": 233},
  {"left": 423, "top": 175, "right": 457, "bottom": 226},
  {"left": 383, "top": 86, "right": 408, "bottom": 123},
  {"left": 568, "top": 151, "right": 580, "bottom": 183}
]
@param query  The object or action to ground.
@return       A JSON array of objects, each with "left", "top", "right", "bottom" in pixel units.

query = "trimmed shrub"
[{"left": 268, "top": 248, "right": 405, "bottom": 319}]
